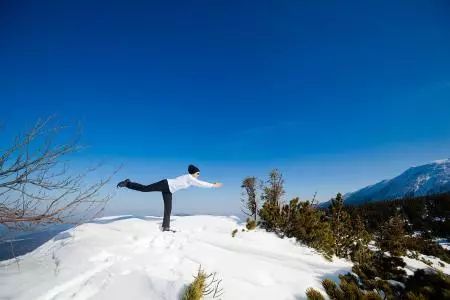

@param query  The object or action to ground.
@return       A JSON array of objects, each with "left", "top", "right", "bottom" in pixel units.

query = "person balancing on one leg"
[{"left": 116, "top": 164, "right": 222, "bottom": 232}]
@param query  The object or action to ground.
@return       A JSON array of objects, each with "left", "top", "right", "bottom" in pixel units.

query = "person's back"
[{"left": 167, "top": 173, "right": 215, "bottom": 193}]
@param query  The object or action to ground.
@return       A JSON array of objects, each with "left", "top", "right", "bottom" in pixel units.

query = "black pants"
[{"left": 126, "top": 179, "right": 172, "bottom": 228}]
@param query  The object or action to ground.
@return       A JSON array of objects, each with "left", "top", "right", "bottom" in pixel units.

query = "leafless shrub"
[{"left": 0, "top": 117, "right": 117, "bottom": 235}]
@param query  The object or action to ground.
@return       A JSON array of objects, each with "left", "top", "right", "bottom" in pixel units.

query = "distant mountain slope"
[{"left": 343, "top": 159, "right": 450, "bottom": 205}]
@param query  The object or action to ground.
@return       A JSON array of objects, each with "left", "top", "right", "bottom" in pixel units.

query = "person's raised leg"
[
  {"left": 162, "top": 192, "right": 172, "bottom": 229},
  {"left": 118, "top": 179, "right": 167, "bottom": 192}
]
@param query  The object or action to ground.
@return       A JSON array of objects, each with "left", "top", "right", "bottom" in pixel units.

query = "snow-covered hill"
[
  {"left": 343, "top": 159, "right": 450, "bottom": 205},
  {"left": 0, "top": 215, "right": 353, "bottom": 300}
]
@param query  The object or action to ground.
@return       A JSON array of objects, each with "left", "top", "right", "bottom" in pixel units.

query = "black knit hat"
[{"left": 188, "top": 164, "right": 200, "bottom": 174}]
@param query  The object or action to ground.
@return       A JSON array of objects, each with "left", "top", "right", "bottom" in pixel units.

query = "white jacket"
[{"left": 167, "top": 174, "right": 215, "bottom": 193}]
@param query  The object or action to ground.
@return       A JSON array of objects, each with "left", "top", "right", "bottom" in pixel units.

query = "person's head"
[{"left": 188, "top": 164, "right": 200, "bottom": 178}]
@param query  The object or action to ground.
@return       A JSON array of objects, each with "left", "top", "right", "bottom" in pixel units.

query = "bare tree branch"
[{"left": 0, "top": 117, "right": 117, "bottom": 235}]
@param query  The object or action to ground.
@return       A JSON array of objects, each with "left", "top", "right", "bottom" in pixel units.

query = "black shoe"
[
  {"left": 117, "top": 179, "right": 130, "bottom": 188},
  {"left": 162, "top": 227, "right": 176, "bottom": 232}
]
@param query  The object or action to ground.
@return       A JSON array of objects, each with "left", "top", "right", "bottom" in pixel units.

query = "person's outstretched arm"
[{"left": 190, "top": 177, "right": 222, "bottom": 188}]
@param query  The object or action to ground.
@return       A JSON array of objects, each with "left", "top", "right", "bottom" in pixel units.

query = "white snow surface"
[
  {"left": 0, "top": 215, "right": 353, "bottom": 300},
  {"left": 402, "top": 254, "right": 450, "bottom": 276}
]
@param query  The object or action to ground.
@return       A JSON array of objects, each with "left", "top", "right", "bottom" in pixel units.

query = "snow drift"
[{"left": 0, "top": 215, "right": 353, "bottom": 300}]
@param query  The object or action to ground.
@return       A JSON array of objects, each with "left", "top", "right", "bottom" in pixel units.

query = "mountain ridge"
[{"left": 321, "top": 159, "right": 450, "bottom": 206}]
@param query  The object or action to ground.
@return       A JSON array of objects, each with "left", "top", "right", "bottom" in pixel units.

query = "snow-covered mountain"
[
  {"left": 1, "top": 215, "right": 449, "bottom": 299},
  {"left": 0, "top": 215, "right": 352, "bottom": 300},
  {"left": 343, "top": 159, "right": 450, "bottom": 205}
]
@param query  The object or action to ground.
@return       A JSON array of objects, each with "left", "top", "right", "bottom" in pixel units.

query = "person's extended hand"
[{"left": 213, "top": 182, "right": 223, "bottom": 188}]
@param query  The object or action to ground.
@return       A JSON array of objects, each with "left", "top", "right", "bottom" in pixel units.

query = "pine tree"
[
  {"left": 246, "top": 217, "right": 256, "bottom": 230},
  {"left": 241, "top": 176, "right": 259, "bottom": 222},
  {"left": 263, "top": 169, "right": 285, "bottom": 208},
  {"left": 312, "top": 252, "right": 449, "bottom": 300},
  {"left": 322, "top": 278, "right": 344, "bottom": 300},
  {"left": 256, "top": 170, "right": 335, "bottom": 259},
  {"left": 350, "top": 215, "right": 372, "bottom": 265},
  {"left": 306, "top": 287, "right": 325, "bottom": 300},
  {"left": 258, "top": 169, "right": 285, "bottom": 233},
  {"left": 351, "top": 250, "right": 406, "bottom": 299},
  {"left": 183, "top": 267, "right": 207, "bottom": 300},
  {"left": 338, "top": 275, "right": 365, "bottom": 299},
  {"left": 378, "top": 214, "right": 407, "bottom": 257},
  {"left": 182, "top": 266, "right": 223, "bottom": 300},
  {"left": 404, "top": 269, "right": 450, "bottom": 300},
  {"left": 320, "top": 275, "right": 384, "bottom": 300},
  {"left": 290, "top": 200, "right": 335, "bottom": 260},
  {"left": 330, "top": 193, "right": 353, "bottom": 258},
  {"left": 258, "top": 197, "right": 282, "bottom": 232},
  {"left": 279, "top": 197, "right": 300, "bottom": 235}
]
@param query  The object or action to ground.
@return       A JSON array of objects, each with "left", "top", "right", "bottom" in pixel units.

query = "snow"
[
  {"left": 95, "top": 215, "right": 133, "bottom": 221},
  {"left": 344, "top": 159, "right": 450, "bottom": 204},
  {"left": 433, "top": 159, "right": 450, "bottom": 164},
  {"left": 386, "top": 279, "right": 405, "bottom": 289},
  {"left": 0, "top": 215, "right": 353, "bottom": 300},
  {"left": 402, "top": 252, "right": 450, "bottom": 276},
  {"left": 436, "top": 238, "right": 450, "bottom": 250}
]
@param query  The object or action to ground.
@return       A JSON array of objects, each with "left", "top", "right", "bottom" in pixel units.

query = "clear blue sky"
[{"left": 1, "top": 1, "right": 449, "bottom": 217}]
